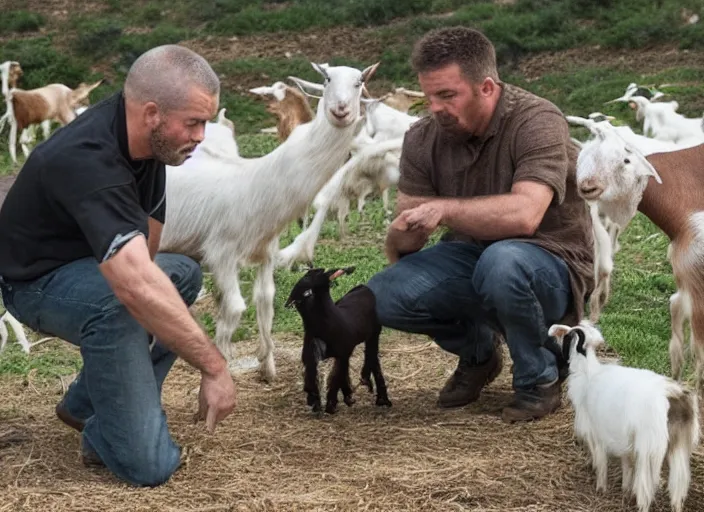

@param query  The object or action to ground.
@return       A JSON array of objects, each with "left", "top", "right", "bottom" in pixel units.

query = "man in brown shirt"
[{"left": 366, "top": 27, "right": 594, "bottom": 422}]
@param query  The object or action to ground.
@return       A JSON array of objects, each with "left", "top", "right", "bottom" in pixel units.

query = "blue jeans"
[
  {"left": 0, "top": 254, "right": 202, "bottom": 486},
  {"left": 366, "top": 240, "right": 572, "bottom": 390}
]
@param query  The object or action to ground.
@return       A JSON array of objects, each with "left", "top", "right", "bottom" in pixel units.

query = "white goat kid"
[
  {"left": 575, "top": 122, "right": 704, "bottom": 391},
  {"left": 159, "top": 62, "right": 379, "bottom": 382},
  {"left": 549, "top": 321, "right": 699, "bottom": 512}
]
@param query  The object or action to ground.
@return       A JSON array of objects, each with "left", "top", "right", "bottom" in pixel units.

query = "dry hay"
[{"left": 1, "top": 333, "right": 703, "bottom": 512}]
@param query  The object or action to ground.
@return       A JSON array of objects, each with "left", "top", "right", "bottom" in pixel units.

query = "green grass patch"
[{"left": 0, "top": 10, "right": 45, "bottom": 35}]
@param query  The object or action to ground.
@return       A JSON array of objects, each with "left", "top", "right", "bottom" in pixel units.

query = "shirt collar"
[{"left": 116, "top": 90, "right": 151, "bottom": 173}]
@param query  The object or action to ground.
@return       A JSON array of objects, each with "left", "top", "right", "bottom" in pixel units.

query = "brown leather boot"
[
  {"left": 437, "top": 337, "right": 503, "bottom": 408},
  {"left": 501, "top": 380, "right": 562, "bottom": 423},
  {"left": 56, "top": 398, "right": 86, "bottom": 433},
  {"left": 81, "top": 439, "right": 105, "bottom": 467}
]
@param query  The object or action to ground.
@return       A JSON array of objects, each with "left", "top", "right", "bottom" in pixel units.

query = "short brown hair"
[{"left": 411, "top": 26, "right": 499, "bottom": 83}]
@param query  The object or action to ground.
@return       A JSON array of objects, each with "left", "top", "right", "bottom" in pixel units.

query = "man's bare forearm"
[
  {"left": 101, "top": 238, "right": 227, "bottom": 376},
  {"left": 148, "top": 217, "right": 163, "bottom": 261},
  {"left": 438, "top": 194, "right": 538, "bottom": 239}
]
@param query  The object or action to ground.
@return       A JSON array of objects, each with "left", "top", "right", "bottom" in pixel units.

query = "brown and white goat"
[
  {"left": 575, "top": 123, "right": 704, "bottom": 392},
  {"left": 249, "top": 81, "right": 314, "bottom": 142},
  {"left": 0, "top": 61, "right": 23, "bottom": 97},
  {"left": 4, "top": 79, "right": 103, "bottom": 163}
]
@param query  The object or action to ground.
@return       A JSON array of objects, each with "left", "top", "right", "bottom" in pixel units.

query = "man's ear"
[
  {"left": 143, "top": 101, "right": 160, "bottom": 129},
  {"left": 479, "top": 77, "right": 497, "bottom": 97}
]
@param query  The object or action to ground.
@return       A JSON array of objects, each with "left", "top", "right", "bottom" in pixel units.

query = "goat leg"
[
  {"left": 325, "top": 359, "right": 342, "bottom": 414},
  {"left": 367, "top": 327, "right": 392, "bottom": 407},
  {"left": 302, "top": 335, "right": 322, "bottom": 412},
  {"left": 338, "top": 357, "right": 356, "bottom": 407},
  {"left": 360, "top": 363, "right": 374, "bottom": 393}
]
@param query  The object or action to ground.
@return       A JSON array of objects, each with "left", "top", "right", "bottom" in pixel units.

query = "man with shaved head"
[{"left": 0, "top": 45, "right": 236, "bottom": 486}]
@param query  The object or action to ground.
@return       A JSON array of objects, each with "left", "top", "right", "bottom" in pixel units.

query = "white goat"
[
  {"left": 607, "top": 92, "right": 704, "bottom": 145},
  {"left": 297, "top": 95, "right": 417, "bottom": 244},
  {"left": 159, "top": 62, "right": 382, "bottom": 382},
  {"left": 607, "top": 82, "right": 665, "bottom": 104},
  {"left": 549, "top": 321, "right": 699, "bottom": 512},
  {"left": 191, "top": 107, "right": 240, "bottom": 162},
  {"left": 575, "top": 122, "right": 704, "bottom": 392},
  {"left": 320, "top": 99, "right": 416, "bottom": 235},
  {"left": 276, "top": 136, "right": 404, "bottom": 269}
]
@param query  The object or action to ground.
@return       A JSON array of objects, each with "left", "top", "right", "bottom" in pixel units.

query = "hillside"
[
  {"left": 2, "top": 2, "right": 704, "bottom": 510},
  {"left": 1, "top": 0, "right": 703, "bottom": 153}
]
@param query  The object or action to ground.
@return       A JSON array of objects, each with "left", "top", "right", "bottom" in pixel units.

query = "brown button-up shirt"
[{"left": 398, "top": 83, "right": 594, "bottom": 324}]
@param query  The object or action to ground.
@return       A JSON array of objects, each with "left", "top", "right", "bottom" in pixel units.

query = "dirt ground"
[{"left": 2, "top": 333, "right": 703, "bottom": 511}]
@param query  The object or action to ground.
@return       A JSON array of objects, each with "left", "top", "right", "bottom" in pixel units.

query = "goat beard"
[{"left": 149, "top": 121, "right": 191, "bottom": 166}]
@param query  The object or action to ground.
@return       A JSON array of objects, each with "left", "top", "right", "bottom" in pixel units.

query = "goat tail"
[{"left": 666, "top": 385, "right": 700, "bottom": 512}]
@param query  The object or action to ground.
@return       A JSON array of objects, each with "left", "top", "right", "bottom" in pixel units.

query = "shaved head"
[{"left": 124, "top": 44, "right": 220, "bottom": 112}]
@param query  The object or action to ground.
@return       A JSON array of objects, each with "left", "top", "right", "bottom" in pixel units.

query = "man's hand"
[
  {"left": 197, "top": 366, "right": 237, "bottom": 433},
  {"left": 393, "top": 201, "right": 445, "bottom": 234}
]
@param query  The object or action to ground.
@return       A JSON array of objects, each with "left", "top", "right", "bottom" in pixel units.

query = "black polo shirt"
[{"left": 0, "top": 91, "right": 166, "bottom": 282}]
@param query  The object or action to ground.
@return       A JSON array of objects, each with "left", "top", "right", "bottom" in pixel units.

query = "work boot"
[
  {"left": 55, "top": 397, "right": 86, "bottom": 433},
  {"left": 501, "top": 380, "right": 562, "bottom": 423},
  {"left": 80, "top": 439, "right": 105, "bottom": 468},
  {"left": 437, "top": 336, "right": 503, "bottom": 408}
]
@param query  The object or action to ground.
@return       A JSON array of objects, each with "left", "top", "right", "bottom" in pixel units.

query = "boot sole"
[{"left": 437, "top": 345, "right": 504, "bottom": 408}]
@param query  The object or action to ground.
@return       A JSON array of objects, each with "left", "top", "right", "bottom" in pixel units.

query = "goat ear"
[
  {"left": 361, "top": 62, "right": 381, "bottom": 84},
  {"left": 271, "top": 83, "right": 288, "bottom": 102},
  {"left": 287, "top": 76, "right": 325, "bottom": 96},
  {"left": 329, "top": 269, "right": 345, "bottom": 280},
  {"left": 249, "top": 85, "right": 275, "bottom": 97},
  {"left": 548, "top": 324, "right": 571, "bottom": 339},
  {"left": 311, "top": 62, "right": 331, "bottom": 82},
  {"left": 625, "top": 145, "right": 663, "bottom": 184}
]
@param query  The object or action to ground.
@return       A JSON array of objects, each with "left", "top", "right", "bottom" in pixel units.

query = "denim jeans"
[
  {"left": 0, "top": 254, "right": 202, "bottom": 487},
  {"left": 366, "top": 240, "right": 572, "bottom": 390}
]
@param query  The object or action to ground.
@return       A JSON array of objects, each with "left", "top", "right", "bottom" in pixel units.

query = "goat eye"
[{"left": 624, "top": 158, "right": 630, "bottom": 164}]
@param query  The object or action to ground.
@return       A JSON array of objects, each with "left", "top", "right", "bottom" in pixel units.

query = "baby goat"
[
  {"left": 285, "top": 266, "right": 392, "bottom": 414},
  {"left": 550, "top": 321, "right": 700, "bottom": 512}
]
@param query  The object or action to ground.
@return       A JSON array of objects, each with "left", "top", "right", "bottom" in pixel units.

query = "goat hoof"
[
  {"left": 343, "top": 395, "right": 356, "bottom": 407},
  {"left": 360, "top": 377, "right": 374, "bottom": 393},
  {"left": 311, "top": 401, "right": 322, "bottom": 413},
  {"left": 376, "top": 396, "right": 392, "bottom": 407},
  {"left": 325, "top": 402, "right": 338, "bottom": 414}
]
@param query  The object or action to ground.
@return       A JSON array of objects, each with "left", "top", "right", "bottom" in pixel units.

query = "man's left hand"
[{"left": 395, "top": 201, "right": 445, "bottom": 233}]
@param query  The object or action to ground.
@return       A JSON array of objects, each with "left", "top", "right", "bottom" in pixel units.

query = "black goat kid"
[{"left": 285, "top": 266, "right": 392, "bottom": 414}]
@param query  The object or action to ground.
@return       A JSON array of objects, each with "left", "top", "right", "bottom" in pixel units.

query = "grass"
[
  {"left": 0, "top": 0, "right": 699, "bottom": 388},
  {"left": 0, "top": 130, "right": 688, "bottom": 388}
]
